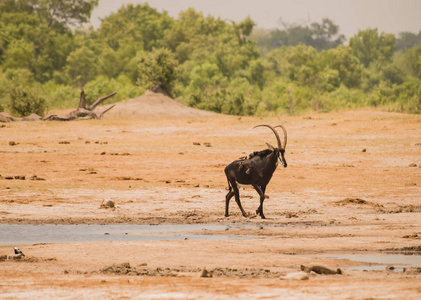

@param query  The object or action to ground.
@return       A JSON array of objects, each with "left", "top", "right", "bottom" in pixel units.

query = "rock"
[
  {"left": 200, "top": 268, "right": 213, "bottom": 278},
  {"left": 0, "top": 112, "right": 19, "bottom": 122},
  {"left": 285, "top": 212, "right": 298, "bottom": 218},
  {"left": 121, "top": 262, "right": 131, "bottom": 269},
  {"left": 101, "top": 262, "right": 132, "bottom": 275},
  {"left": 403, "top": 267, "right": 421, "bottom": 274},
  {"left": 100, "top": 200, "right": 115, "bottom": 209},
  {"left": 29, "top": 175, "right": 46, "bottom": 181},
  {"left": 301, "top": 265, "right": 342, "bottom": 275},
  {"left": 22, "top": 114, "right": 42, "bottom": 121},
  {"left": 280, "top": 271, "right": 309, "bottom": 280},
  {"left": 0, "top": 112, "right": 42, "bottom": 122},
  {"left": 335, "top": 198, "right": 369, "bottom": 205},
  {"left": 402, "top": 233, "right": 418, "bottom": 238}
]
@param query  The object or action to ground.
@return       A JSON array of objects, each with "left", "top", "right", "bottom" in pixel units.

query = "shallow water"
[
  {"left": 323, "top": 253, "right": 421, "bottom": 271},
  {"left": 0, "top": 224, "right": 257, "bottom": 246}
]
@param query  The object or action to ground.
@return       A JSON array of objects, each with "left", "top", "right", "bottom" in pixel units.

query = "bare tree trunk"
[
  {"left": 78, "top": 88, "right": 87, "bottom": 109},
  {"left": 88, "top": 92, "right": 117, "bottom": 111},
  {"left": 43, "top": 89, "right": 117, "bottom": 121}
]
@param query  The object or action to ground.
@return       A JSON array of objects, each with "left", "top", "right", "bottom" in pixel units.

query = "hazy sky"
[{"left": 90, "top": 0, "right": 421, "bottom": 39}]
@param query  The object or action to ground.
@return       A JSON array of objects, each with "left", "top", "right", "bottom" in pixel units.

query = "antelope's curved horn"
[
  {"left": 274, "top": 125, "right": 287, "bottom": 150},
  {"left": 254, "top": 124, "right": 282, "bottom": 150}
]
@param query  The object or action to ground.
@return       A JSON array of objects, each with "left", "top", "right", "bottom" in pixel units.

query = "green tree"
[
  {"left": 137, "top": 48, "right": 178, "bottom": 95},
  {"left": 262, "top": 47, "right": 291, "bottom": 78},
  {"left": 96, "top": 4, "right": 173, "bottom": 52},
  {"left": 396, "top": 31, "right": 421, "bottom": 51},
  {"left": 310, "top": 18, "right": 345, "bottom": 50},
  {"left": 234, "top": 16, "right": 256, "bottom": 41},
  {"left": 1, "top": 39, "right": 34, "bottom": 70},
  {"left": 0, "top": 3, "right": 76, "bottom": 82},
  {"left": 164, "top": 8, "right": 228, "bottom": 63},
  {"left": 403, "top": 43, "right": 421, "bottom": 78},
  {"left": 285, "top": 45, "right": 320, "bottom": 85},
  {"left": 0, "top": 0, "right": 98, "bottom": 30},
  {"left": 92, "top": 3, "right": 173, "bottom": 84},
  {"left": 349, "top": 28, "right": 396, "bottom": 67},
  {"left": 64, "top": 46, "right": 98, "bottom": 87},
  {"left": 252, "top": 18, "right": 344, "bottom": 54},
  {"left": 164, "top": 8, "right": 263, "bottom": 112},
  {"left": 321, "top": 46, "right": 365, "bottom": 88}
]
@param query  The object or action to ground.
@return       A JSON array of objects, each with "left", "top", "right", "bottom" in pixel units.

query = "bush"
[
  {"left": 326, "top": 85, "right": 366, "bottom": 109},
  {"left": 261, "top": 82, "right": 314, "bottom": 115},
  {"left": 137, "top": 48, "right": 178, "bottom": 96},
  {"left": 393, "top": 78, "right": 421, "bottom": 113},
  {"left": 41, "top": 83, "right": 79, "bottom": 109},
  {"left": 9, "top": 88, "right": 47, "bottom": 117},
  {"left": 84, "top": 75, "right": 145, "bottom": 104}
]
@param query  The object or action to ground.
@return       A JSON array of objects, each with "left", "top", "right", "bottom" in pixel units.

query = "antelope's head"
[{"left": 254, "top": 124, "right": 288, "bottom": 168}]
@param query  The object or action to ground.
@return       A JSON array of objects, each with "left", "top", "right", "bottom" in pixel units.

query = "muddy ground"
[{"left": 0, "top": 102, "right": 420, "bottom": 299}]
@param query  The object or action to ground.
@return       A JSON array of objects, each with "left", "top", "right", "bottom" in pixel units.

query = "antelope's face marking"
[{"left": 278, "top": 148, "right": 287, "bottom": 168}]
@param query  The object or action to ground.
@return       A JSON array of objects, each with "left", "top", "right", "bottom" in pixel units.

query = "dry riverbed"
[{"left": 0, "top": 97, "right": 420, "bottom": 299}]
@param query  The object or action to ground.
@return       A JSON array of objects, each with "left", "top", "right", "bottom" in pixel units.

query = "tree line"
[{"left": 0, "top": 0, "right": 420, "bottom": 116}]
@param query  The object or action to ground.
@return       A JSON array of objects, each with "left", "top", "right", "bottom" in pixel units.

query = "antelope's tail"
[{"left": 226, "top": 178, "right": 232, "bottom": 192}]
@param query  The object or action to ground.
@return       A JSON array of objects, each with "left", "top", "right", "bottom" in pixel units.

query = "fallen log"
[
  {"left": 43, "top": 89, "right": 116, "bottom": 121},
  {"left": 0, "top": 112, "right": 42, "bottom": 122},
  {"left": 0, "top": 89, "right": 117, "bottom": 122}
]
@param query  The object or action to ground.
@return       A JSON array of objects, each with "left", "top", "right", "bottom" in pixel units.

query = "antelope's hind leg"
[
  {"left": 229, "top": 181, "right": 247, "bottom": 217},
  {"left": 225, "top": 189, "right": 235, "bottom": 217}
]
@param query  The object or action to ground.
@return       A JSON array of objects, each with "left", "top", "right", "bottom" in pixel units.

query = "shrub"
[
  {"left": 137, "top": 48, "right": 178, "bottom": 96},
  {"left": 41, "top": 83, "right": 79, "bottom": 109},
  {"left": 9, "top": 88, "right": 47, "bottom": 117}
]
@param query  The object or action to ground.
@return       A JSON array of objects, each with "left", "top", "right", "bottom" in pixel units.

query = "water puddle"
[
  {"left": 0, "top": 224, "right": 260, "bottom": 246},
  {"left": 322, "top": 253, "right": 421, "bottom": 271}
]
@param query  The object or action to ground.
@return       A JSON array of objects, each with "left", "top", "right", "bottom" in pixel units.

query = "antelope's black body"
[{"left": 224, "top": 125, "right": 288, "bottom": 219}]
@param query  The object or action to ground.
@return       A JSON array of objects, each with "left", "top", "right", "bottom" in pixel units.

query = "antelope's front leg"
[{"left": 253, "top": 184, "right": 266, "bottom": 219}]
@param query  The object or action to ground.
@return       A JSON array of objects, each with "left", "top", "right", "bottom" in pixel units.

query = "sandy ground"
[{"left": 0, "top": 94, "right": 421, "bottom": 299}]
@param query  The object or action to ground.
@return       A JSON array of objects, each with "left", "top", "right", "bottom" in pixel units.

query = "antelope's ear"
[{"left": 266, "top": 142, "right": 275, "bottom": 150}]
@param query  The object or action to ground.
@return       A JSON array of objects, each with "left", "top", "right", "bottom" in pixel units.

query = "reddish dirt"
[{"left": 0, "top": 94, "right": 420, "bottom": 298}]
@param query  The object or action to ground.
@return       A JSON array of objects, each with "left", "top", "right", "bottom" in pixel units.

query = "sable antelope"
[{"left": 224, "top": 124, "right": 288, "bottom": 219}]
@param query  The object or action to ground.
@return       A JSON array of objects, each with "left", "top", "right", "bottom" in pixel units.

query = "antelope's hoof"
[{"left": 260, "top": 215, "right": 266, "bottom": 219}]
